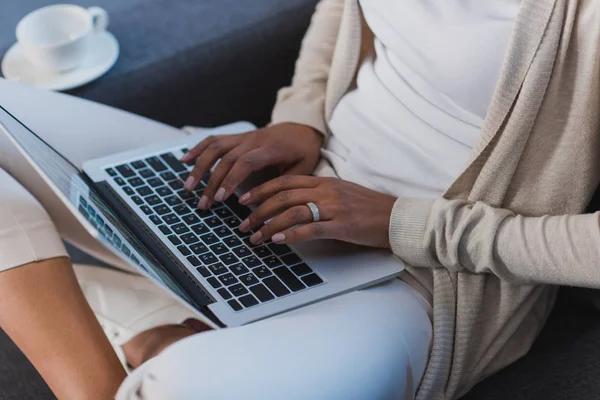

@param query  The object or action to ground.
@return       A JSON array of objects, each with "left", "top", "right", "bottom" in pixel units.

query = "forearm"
[
  {"left": 0, "top": 258, "right": 126, "bottom": 399},
  {"left": 390, "top": 197, "right": 600, "bottom": 287}
]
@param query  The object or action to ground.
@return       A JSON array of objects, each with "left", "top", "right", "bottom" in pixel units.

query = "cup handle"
[{"left": 88, "top": 7, "right": 109, "bottom": 33}]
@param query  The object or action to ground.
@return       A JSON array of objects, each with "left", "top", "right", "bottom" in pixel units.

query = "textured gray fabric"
[{"left": 1, "top": 0, "right": 318, "bottom": 128}]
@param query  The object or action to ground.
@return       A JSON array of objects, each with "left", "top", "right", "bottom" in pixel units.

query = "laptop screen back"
[{"left": 0, "top": 104, "right": 194, "bottom": 306}]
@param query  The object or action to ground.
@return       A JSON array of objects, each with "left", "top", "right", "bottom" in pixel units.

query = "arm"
[
  {"left": 270, "top": 0, "right": 345, "bottom": 136},
  {"left": 391, "top": 198, "right": 600, "bottom": 287}
]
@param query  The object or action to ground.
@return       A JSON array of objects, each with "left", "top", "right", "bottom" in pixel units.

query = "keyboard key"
[
  {"left": 173, "top": 204, "right": 190, "bottom": 215},
  {"left": 223, "top": 236, "right": 242, "bottom": 248},
  {"left": 220, "top": 253, "right": 238, "bottom": 265},
  {"left": 177, "top": 190, "right": 195, "bottom": 200},
  {"left": 217, "top": 288, "right": 233, "bottom": 300},
  {"left": 208, "top": 263, "right": 228, "bottom": 275},
  {"left": 181, "top": 233, "right": 200, "bottom": 244},
  {"left": 106, "top": 168, "right": 117, "bottom": 177},
  {"left": 207, "top": 277, "right": 221, "bottom": 288},
  {"left": 195, "top": 209, "right": 214, "bottom": 219},
  {"left": 131, "top": 160, "right": 146, "bottom": 169},
  {"left": 149, "top": 215, "right": 161, "bottom": 225},
  {"left": 253, "top": 246, "right": 273, "bottom": 258},
  {"left": 229, "top": 284, "right": 248, "bottom": 297},
  {"left": 233, "top": 228, "right": 252, "bottom": 238},
  {"left": 230, "top": 263, "right": 249, "bottom": 276},
  {"left": 273, "top": 267, "right": 305, "bottom": 292},
  {"left": 210, "top": 243, "right": 228, "bottom": 255},
  {"left": 215, "top": 208, "right": 233, "bottom": 218},
  {"left": 225, "top": 196, "right": 251, "bottom": 220},
  {"left": 116, "top": 164, "right": 135, "bottom": 178},
  {"left": 196, "top": 266, "right": 211, "bottom": 277},
  {"left": 148, "top": 177, "right": 163, "bottom": 187},
  {"left": 112, "top": 235, "right": 122, "bottom": 247},
  {"left": 239, "top": 273, "right": 259, "bottom": 286},
  {"left": 144, "top": 195, "right": 162, "bottom": 206},
  {"left": 128, "top": 177, "right": 144, "bottom": 187},
  {"left": 218, "top": 273, "right": 238, "bottom": 286},
  {"left": 158, "top": 225, "right": 172, "bottom": 235},
  {"left": 201, "top": 233, "right": 219, "bottom": 245},
  {"left": 165, "top": 195, "right": 182, "bottom": 206},
  {"left": 205, "top": 216, "right": 222, "bottom": 228},
  {"left": 160, "top": 171, "right": 177, "bottom": 181},
  {"left": 146, "top": 156, "right": 168, "bottom": 172},
  {"left": 160, "top": 153, "right": 187, "bottom": 172},
  {"left": 177, "top": 245, "right": 191, "bottom": 256},
  {"left": 199, "top": 253, "right": 217, "bottom": 265},
  {"left": 191, "top": 223, "right": 210, "bottom": 235},
  {"left": 214, "top": 226, "right": 232, "bottom": 238},
  {"left": 156, "top": 186, "right": 172, "bottom": 197},
  {"left": 249, "top": 284, "right": 275, "bottom": 302},
  {"left": 301, "top": 273, "right": 323, "bottom": 287},
  {"left": 123, "top": 186, "right": 134, "bottom": 196},
  {"left": 252, "top": 266, "right": 272, "bottom": 279},
  {"left": 121, "top": 245, "right": 131, "bottom": 257},
  {"left": 162, "top": 214, "right": 181, "bottom": 225},
  {"left": 179, "top": 171, "right": 190, "bottom": 181},
  {"left": 136, "top": 186, "right": 153, "bottom": 197},
  {"left": 224, "top": 216, "right": 241, "bottom": 228},
  {"left": 182, "top": 214, "right": 200, "bottom": 225},
  {"left": 238, "top": 294, "right": 258, "bottom": 308},
  {"left": 233, "top": 246, "right": 252, "bottom": 258},
  {"left": 263, "top": 256, "right": 282, "bottom": 268},
  {"left": 268, "top": 243, "right": 292, "bottom": 256},
  {"left": 139, "top": 168, "right": 155, "bottom": 178},
  {"left": 171, "top": 223, "right": 189, "bottom": 235},
  {"left": 168, "top": 180, "right": 184, "bottom": 190},
  {"left": 114, "top": 177, "right": 126, "bottom": 186},
  {"left": 190, "top": 243, "right": 209, "bottom": 254},
  {"left": 228, "top": 299, "right": 242, "bottom": 311},
  {"left": 153, "top": 204, "right": 170, "bottom": 215},
  {"left": 291, "top": 263, "right": 313, "bottom": 277},
  {"left": 281, "top": 253, "right": 302, "bottom": 266},
  {"left": 187, "top": 256, "right": 200, "bottom": 266},
  {"left": 263, "top": 277, "right": 290, "bottom": 297},
  {"left": 168, "top": 235, "right": 182, "bottom": 245},
  {"left": 131, "top": 196, "right": 143, "bottom": 205},
  {"left": 242, "top": 256, "right": 262, "bottom": 268}
]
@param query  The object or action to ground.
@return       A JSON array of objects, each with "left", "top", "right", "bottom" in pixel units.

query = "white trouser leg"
[{"left": 117, "top": 279, "right": 432, "bottom": 400}]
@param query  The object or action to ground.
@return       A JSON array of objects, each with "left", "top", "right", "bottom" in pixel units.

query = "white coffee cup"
[{"left": 16, "top": 4, "right": 109, "bottom": 72}]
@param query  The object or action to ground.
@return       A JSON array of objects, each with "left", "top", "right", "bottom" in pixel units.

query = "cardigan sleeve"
[
  {"left": 389, "top": 197, "right": 600, "bottom": 287},
  {"left": 270, "top": 0, "right": 345, "bottom": 136}
]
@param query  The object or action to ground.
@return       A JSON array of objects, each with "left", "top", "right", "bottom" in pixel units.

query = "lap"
[{"left": 117, "top": 279, "right": 432, "bottom": 400}]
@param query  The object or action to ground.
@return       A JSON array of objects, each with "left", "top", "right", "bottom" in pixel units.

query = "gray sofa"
[{"left": 2, "top": 1, "right": 600, "bottom": 399}]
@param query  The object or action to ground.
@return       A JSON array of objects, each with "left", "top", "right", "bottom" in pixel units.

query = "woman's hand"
[
  {"left": 237, "top": 176, "right": 397, "bottom": 249},
  {"left": 181, "top": 123, "right": 323, "bottom": 209}
]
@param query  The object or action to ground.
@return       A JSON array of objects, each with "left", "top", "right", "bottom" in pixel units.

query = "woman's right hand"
[{"left": 181, "top": 123, "right": 323, "bottom": 209}]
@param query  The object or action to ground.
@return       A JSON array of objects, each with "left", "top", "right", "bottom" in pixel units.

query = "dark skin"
[{"left": 124, "top": 122, "right": 397, "bottom": 367}]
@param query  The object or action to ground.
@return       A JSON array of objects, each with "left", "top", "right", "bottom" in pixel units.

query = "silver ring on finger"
[{"left": 306, "top": 202, "right": 320, "bottom": 222}]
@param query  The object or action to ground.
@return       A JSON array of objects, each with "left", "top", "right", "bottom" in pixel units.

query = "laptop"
[{"left": 0, "top": 104, "right": 404, "bottom": 328}]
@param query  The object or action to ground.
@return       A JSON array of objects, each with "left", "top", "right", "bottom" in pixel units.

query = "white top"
[{"left": 325, "top": 0, "right": 520, "bottom": 198}]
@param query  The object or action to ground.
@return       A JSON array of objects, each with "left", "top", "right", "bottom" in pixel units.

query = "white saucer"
[{"left": 1, "top": 31, "right": 119, "bottom": 91}]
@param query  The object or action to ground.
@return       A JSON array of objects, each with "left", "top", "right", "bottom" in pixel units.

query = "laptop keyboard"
[{"left": 104, "top": 149, "right": 325, "bottom": 312}]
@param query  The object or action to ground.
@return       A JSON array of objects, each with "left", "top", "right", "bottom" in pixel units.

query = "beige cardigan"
[{"left": 271, "top": 0, "right": 600, "bottom": 398}]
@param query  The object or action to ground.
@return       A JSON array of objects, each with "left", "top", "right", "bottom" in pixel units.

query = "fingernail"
[
  {"left": 239, "top": 219, "right": 250, "bottom": 232},
  {"left": 184, "top": 176, "right": 196, "bottom": 191},
  {"left": 250, "top": 231, "right": 263, "bottom": 245},
  {"left": 239, "top": 192, "right": 250, "bottom": 204},
  {"left": 272, "top": 233, "right": 286, "bottom": 243},
  {"left": 180, "top": 153, "right": 191, "bottom": 162},
  {"left": 197, "top": 195, "right": 208, "bottom": 209},
  {"left": 214, "top": 188, "right": 226, "bottom": 202}
]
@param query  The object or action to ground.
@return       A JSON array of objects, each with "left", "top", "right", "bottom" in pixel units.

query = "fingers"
[
  {"left": 239, "top": 175, "right": 320, "bottom": 205},
  {"left": 201, "top": 147, "right": 281, "bottom": 209},
  {"left": 240, "top": 189, "right": 318, "bottom": 233},
  {"left": 184, "top": 135, "right": 242, "bottom": 191},
  {"left": 271, "top": 222, "right": 339, "bottom": 245},
  {"left": 247, "top": 205, "right": 313, "bottom": 245}
]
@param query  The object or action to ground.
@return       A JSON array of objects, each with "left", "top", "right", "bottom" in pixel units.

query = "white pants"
[{"left": 0, "top": 79, "right": 432, "bottom": 399}]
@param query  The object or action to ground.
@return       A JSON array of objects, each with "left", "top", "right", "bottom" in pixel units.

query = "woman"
[{"left": 1, "top": 0, "right": 599, "bottom": 398}]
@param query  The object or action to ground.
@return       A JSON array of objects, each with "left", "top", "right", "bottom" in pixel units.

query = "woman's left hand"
[{"left": 238, "top": 176, "right": 397, "bottom": 248}]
